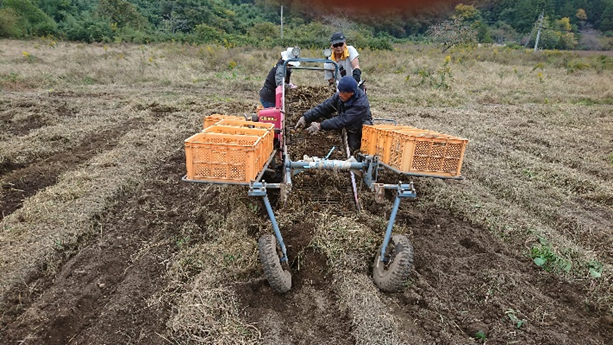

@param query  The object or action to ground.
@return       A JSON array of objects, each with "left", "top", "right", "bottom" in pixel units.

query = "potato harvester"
[{"left": 183, "top": 49, "right": 468, "bottom": 293}]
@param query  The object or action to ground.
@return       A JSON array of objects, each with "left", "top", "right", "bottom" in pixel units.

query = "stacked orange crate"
[
  {"left": 203, "top": 114, "right": 245, "bottom": 129},
  {"left": 372, "top": 125, "right": 399, "bottom": 164},
  {"left": 361, "top": 124, "right": 468, "bottom": 178},
  {"left": 389, "top": 130, "right": 467, "bottom": 177},
  {"left": 215, "top": 119, "right": 275, "bottom": 131},
  {"left": 185, "top": 123, "right": 274, "bottom": 183},
  {"left": 360, "top": 125, "right": 378, "bottom": 155}
]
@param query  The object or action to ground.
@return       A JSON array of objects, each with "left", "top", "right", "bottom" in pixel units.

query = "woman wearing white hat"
[{"left": 259, "top": 47, "right": 300, "bottom": 108}]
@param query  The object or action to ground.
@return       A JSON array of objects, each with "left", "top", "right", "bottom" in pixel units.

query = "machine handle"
[{"left": 373, "top": 118, "right": 397, "bottom": 125}]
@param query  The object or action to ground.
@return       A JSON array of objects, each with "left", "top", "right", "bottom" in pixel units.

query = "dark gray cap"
[{"left": 330, "top": 32, "right": 346, "bottom": 45}]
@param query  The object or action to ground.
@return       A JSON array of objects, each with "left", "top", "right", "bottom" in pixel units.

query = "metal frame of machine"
[{"left": 183, "top": 48, "right": 461, "bottom": 293}]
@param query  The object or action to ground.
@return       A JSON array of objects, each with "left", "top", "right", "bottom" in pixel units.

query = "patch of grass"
[
  {"left": 406, "top": 55, "right": 453, "bottom": 90},
  {"left": 1, "top": 72, "right": 20, "bottom": 82},
  {"left": 505, "top": 309, "right": 526, "bottom": 329},
  {"left": 571, "top": 97, "right": 613, "bottom": 105},
  {"left": 588, "top": 260, "right": 604, "bottom": 278},
  {"left": 474, "top": 330, "right": 487, "bottom": 341},
  {"left": 530, "top": 239, "right": 572, "bottom": 273},
  {"left": 82, "top": 76, "right": 95, "bottom": 85},
  {"left": 566, "top": 60, "right": 591, "bottom": 74}
]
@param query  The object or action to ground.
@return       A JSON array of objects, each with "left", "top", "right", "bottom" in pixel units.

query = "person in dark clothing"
[
  {"left": 259, "top": 47, "right": 300, "bottom": 108},
  {"left": 295, "top": 76, "right": 373, "bottom": 153}
]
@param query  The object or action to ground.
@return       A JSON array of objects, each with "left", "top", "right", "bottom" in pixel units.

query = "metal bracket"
[
  {"left": 248, "top": 181, "right": 288, "bottom": 263},
  {"left": 379, "top": 182, "right": 417, "bottom": 263},
  {"left": 374, "top": 183, "right": 385, "bottom": 203},
  {"left": 248, "top": 182, "right": 267, "bottom": 197}
]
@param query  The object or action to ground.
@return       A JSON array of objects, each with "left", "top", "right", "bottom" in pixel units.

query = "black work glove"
[{"left": 352, "top": 68, "right": 362, "bottom": 83}]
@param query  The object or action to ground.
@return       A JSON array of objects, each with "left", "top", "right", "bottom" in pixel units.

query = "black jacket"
[
  {"left": 303, "top": 88, "right": 372, "bottom": 133},
  {"left": 259, "top": 59, "right": 291, "bottom": 104}
]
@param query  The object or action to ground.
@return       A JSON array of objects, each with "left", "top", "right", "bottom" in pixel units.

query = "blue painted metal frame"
[
  {"left": 378, "top": 183, "right": 416, "bottom": 262},
  {"left": 282, "top": 58, "right": 339, "bottom": 81},
  {"left": 249, "top": 182, "right": 288, "bottom": 263},
  {"left": 183, "top": 56, "right": 426, "bottom": 276}
]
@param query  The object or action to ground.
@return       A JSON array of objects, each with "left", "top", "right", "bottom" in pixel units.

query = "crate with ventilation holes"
[
  {"left": 203, "top": 114, "right": 245, "bottom": 129},
  {"left": 185, "top": 125, "right": 274, "bottom": 183},
  {"left": 361, "top": 124, "right": 468, "bottom": 178}
]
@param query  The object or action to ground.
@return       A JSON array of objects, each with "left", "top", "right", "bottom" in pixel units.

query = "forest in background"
[{"left": 0, "top": 0, "right": 612, "bottom": 50}]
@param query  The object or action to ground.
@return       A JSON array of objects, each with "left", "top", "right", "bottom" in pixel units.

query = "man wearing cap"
[
  {"left": 295, "top": 76, "right": 373, "bottom": 153},
  {"left": 259, "top": 47, "right": 300, "bottom": 108},
  {"left": 324, "top": 32, "right": 362, "bottom": 88}
]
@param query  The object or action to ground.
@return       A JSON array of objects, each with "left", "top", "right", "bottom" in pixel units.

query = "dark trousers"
[{"left": 348, "top": 130, "right": 362, "bottom": 153}]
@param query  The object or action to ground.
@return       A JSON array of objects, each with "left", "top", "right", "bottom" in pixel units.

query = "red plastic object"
[
  {"left": 258, "top": 107, "right": 283, "bottom": 146},
  {"left": 275, "top": 85, "right": 283, "bottom": 108}
]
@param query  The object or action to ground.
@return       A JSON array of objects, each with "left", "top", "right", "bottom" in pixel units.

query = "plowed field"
[{"left": 1, "top": 40, "right": 612, "bottom": 344}]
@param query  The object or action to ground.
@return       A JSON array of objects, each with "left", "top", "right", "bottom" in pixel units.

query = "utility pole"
[
  {"left": 280, "top": 5, "right": 284, "bottom": 39},
  {"left": 534, "top": 10, "right": 544, "bottom": 52}
]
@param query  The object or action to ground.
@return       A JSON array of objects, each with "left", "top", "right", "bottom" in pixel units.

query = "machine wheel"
[
  {"left": 372, "top": 235, "right": 414, "bottom": 292},
  {"left": 258, "top": 234, "right": 292, "bottom": 293}
]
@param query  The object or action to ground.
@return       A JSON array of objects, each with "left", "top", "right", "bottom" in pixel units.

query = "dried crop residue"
[
  {"left": 235, "top": 86, "right": 357, "bottom": 344},
  {"left": 383, "top": 204, "right": 612, "bottom": 344},
  {"left": 1, "top": 41, "right": 612, "bottom": 345},
  {"left": 0, "top": 119, "right": 143, "bottom": 221},
  {"left": 1, "top": 151, "right": 197, "bottom": 344}
]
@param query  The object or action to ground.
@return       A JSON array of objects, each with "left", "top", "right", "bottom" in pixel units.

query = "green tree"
[
  {"left": 61, "top": 12, "right": 114, "bottom": 42},
  {"left": 0, "top": 8, "right": 20, "bottom": 37},
  {"left": 35, "top": 0, "right": 75, "bottom": 23},
  {"left": 454, "top": 3, "right": 479, "bottom": 21},
  {"left": 452, "top": 4, "right": 492, "bottom": 43},
  {"left": 427, "top": 18, "right": 478, "bottom": 52},
  {"left": 601, "top": 0, "right": 613, "bottom": 32},
  {"left": 97, "top": 0, "right": 148, "bottom": 30},
  {"left": 554, "top": 17, "right": 577, "bottom": 48},
  {"left": 194, "top": 23, "right": 224, "bottom": 42},
  {"left": 247, "top": 21, "right": 276, "bottom": 40},
  {"left": 2, "top": 0, "right": 57, "bottom": 36}
]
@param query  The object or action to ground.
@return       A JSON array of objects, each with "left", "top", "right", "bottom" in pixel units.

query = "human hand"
[
  {"left": 295, "top": 116, "right": 306, "bottom": 129},
  {"left": 306, "top": 122, "right": 321, "bottom": 134},
  {"left": 289, "top": 83, "right": 298, "bottom": 89}
]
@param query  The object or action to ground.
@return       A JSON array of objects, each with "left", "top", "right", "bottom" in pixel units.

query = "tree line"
[{"left": 0, "top": 0, "right": 612, "bottom": 50}]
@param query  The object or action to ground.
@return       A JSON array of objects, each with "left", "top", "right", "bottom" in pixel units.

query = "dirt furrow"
[
  {"left": 0, "top": 119, "right": 144, "bottom": 221},
  {"left": 0, "top": 112, "right": 196, "bottom": 338}
]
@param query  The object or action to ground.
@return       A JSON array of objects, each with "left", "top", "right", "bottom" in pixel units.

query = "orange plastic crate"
[
  {"left": 203, "top": 114, "right": 244, "bottom": 129},
  {"left": 388, "top": 131, "right": 467, "bottom": 177},
  {"left": 185, "top": 127, "right": 273, "bottom": 183},
  {"left": 361, "top": 124, "right": 468, "bottom": 177},
  {"left": 215, "top": 119, "right": 275, "bottom": 131},
  {"left": 362, "top": 125, "right": 427, "bottom": 164},
  {"left": 202, "top": 125, "right": 273, "bottom": 155},
  {"left": 360, "top": 125, "right": 378, "bottom": 154}
]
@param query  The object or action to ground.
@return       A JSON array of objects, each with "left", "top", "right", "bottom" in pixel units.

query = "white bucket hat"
[{"left": 281, "top": 47, "right": 300, "bottom": 67}]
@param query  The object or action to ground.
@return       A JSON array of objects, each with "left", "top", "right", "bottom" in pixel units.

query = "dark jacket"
[
  {"left": 259, "top": 58, "right": 291, "bottom": 104},
  {"left": 303, "top": 88, "right": 372, "bottom": 133}
]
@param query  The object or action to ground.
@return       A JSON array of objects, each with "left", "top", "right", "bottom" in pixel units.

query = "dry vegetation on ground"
[{"left": 1, "top": 38, "right": 612, "bottom": 344}]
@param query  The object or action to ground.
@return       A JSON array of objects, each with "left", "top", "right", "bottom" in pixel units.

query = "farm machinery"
[{"left": 183, "top": 48, "right": 468, "bottom": 293}]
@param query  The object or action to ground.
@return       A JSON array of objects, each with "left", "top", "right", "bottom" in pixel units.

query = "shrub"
[
  {"left": 0, "top": 8, "right": 21, "bottom": 38},
  {"left": 248, "top": 22, "right": 277, "bottom": 41},
  {"left": 3, "top": 0, "right": 57, "bottom": 36},
  {"left": 194, "top": 24, "right": 225, "bottom": 44}
]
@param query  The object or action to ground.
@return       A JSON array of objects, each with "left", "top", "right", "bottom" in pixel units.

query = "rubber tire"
[
  {"left": 258, "top": 234, "right": 292, "bottom": 293},
  {"left": 372, "top": 235, "right": 414, "bottom": 292}
]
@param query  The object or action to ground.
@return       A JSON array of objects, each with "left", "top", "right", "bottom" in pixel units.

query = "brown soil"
[
  {"left": 0, "top": 120, "right": 141, "bottom": 221},
  {"left": 1, "top": 86, "right": 611, "bottom": 345}
]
